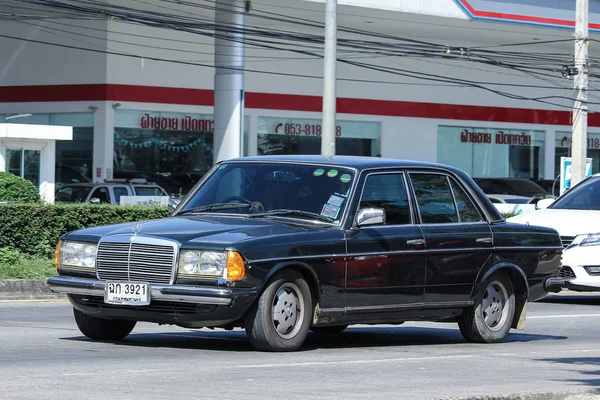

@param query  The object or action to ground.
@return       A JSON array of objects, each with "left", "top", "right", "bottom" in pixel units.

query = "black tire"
[
  {"left": 458, "top": 272, "right": 515, "bottom": 343},
  {"left": 73, "top": 308, "right": 136, "bottom": 341},
  {"left": 310, "top": 325, "right": 349, "bottom": 334},
  {"left": 245, "top": 270, "right": 313, "bottom": 352}
]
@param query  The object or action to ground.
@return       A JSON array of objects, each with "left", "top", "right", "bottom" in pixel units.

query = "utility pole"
[
  {"left": 213, "top": 0, "right": 246, "bottom": 163},
  {"left": 321, "top": 0, "right": 337, "bottom": 157},
  {"left": 571, "top": 0, "right": 589, "bottom": 186}
]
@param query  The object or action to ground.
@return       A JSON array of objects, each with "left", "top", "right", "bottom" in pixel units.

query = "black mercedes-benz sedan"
[{"left": 48, "top": 156, "right": 564, "bottom": 351}]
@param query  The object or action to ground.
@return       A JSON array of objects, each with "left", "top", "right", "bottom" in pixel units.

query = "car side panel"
[
  {"left": 236, "top": 229, "right": 347, "bottom": 310},
  {"left": 421, "top": 222, "right": 493, "bottom": 304},
  {"left": 484, "top": 222, "right": 562, "bottom": 301}
]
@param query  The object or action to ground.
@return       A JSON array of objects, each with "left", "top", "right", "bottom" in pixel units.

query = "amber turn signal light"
[
  {"left": 54, "top": 240, "right": 62, "bottom": 270},
  {"left": 226, "top": 251, "right": 246, "bottom": 281}
]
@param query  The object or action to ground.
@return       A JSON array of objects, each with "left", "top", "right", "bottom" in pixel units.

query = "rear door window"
[
  {"left": 449, "top": 179, "right": 483, "bottom": 222},
  {"left": 409, "top": 173, "right": 459, "bottom": 224}
]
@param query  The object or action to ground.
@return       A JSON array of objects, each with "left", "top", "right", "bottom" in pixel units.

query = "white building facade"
[{"left": 1, "top": 0, "right": 600, "bottom": 196}]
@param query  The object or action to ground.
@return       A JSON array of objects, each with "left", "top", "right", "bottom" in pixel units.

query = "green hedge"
[
  {"left": 0, "top": 204, "right": 170, "bottom": 259},
  {"left": 0, "top": 172, "right": 40, "bottom": 203}
]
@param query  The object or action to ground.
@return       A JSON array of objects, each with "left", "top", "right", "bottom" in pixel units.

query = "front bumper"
[
  {"left": 47, "top": 275, "right": 235, "bottom": 305},
  {"left": 543, "top": 276, "right": 565, "bottom": 293},
  {"left": 560, "top": 246, "right": 600, "bottom": 291}
]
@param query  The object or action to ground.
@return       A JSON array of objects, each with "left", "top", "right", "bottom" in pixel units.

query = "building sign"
[
  {"left": 560, "top": 156, "right": 593, "bottom": 195},
  {"left": 556, "top": 131, "right": 600, "bottom": 150},
  {"left": 460, "top": 129, "right": 532, "bottom": 146},
  {"left": 257, "top": 117, "right": 380, "bottom": 140},
  {"left": 140, "top": 114, "right": 214, "bottom": 132},
  {"left": 438, "top": 125, "right": 545, "bottom": 179},
  {"left": 275, "top": 121, "right": 342, "bottom": 137}
]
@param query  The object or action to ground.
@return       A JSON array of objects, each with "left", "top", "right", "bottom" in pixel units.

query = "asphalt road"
[{"left": 1, "top": 295, "right": 600, "bottom": 400}]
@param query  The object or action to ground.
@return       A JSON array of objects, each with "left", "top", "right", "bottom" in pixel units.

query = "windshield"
[
  {"left": 180, "top": 162, "right": 356, "bottom": 222},
  {"left": 551, "top": 176, "right": 600, "bottom": 210},
  {"left": 55, "top": 186, "right": 93, "bottom": 202}
]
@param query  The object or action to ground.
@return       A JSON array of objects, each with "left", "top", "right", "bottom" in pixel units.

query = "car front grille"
[
  {"left": 559, "top": 266, "right": 576, "bottom": 279},
  {"left": 96, "top": 237, "right": 177, "bottom": 284},
  {"left": 561, "top": 236, "right": 576, "bottom": 248}
]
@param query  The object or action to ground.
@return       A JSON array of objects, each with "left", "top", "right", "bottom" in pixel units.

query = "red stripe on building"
[
  {"left": 457, "top": 0, "right": 600, "bottom": 29},
  {"left": 1, "top": 83, "right": 598, "bottom": 126}
]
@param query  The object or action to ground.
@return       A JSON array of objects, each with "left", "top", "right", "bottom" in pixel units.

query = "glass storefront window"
[
  {"left": 5, "top": 149, "right": 41, "bottom": 187},
  {"left": 437, "top": 126, "right": 545, "bottom": 179},
  {"left": 555, "top": 131, "right": 600, "bottom": 177},
  {"left": 1, "top": 113, "right": 94, "bottom": 186},
  {"left": 256, "top": 117, "right": 381, "bottom": 157},
  {"left": 114, "top": 110, "right": 249, "bottom": 196}
]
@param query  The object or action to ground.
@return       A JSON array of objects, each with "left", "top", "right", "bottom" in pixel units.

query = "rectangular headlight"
[
  {"left": 579, "top": 233, "right": 600, "bottom": 247},
  {"left": 59, "top": 241, "right": 97, "bottom": 272},
  {"left": 178, "top": 250, "right": 246, "bottom": 281},
  {"left": 178, "top": 250, "right": 227, "bottom": 278}
]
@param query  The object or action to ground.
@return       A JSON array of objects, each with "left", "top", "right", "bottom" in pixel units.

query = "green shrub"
[
  {"left": 0, "top": 255, "right": 56, "bottom": 279},
  {"left": 0, "top": 172, "right": 40, "bottom": 203},
  {"left": 0, "top": 204, "right": 170, "bottom": 258},
  {"left": 0, "top": 247, "right": 20, "bottom": 264},
  {"left": 501, "top": 212, "right": 517, "bottom": 219}
]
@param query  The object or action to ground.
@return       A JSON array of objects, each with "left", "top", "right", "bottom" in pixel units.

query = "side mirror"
[
  {"left": 89, "top": 197, "right": 101, "bottom": 204},
  {"left": 356, "top": 208, "right": 385, "bottom": 227},
  {"left": 536, "top": 198, "right": 554, "bottom": 210}
]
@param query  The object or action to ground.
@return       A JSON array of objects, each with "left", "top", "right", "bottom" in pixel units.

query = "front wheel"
[
  {"left": 73, "top": 308, "right": 136, "bottom": 341},
  {"left": 458, "top": 272, "right": 515, "bottom": 343},
  {"left": 245, "top": 270, "right": 313, "bottom": 351}
]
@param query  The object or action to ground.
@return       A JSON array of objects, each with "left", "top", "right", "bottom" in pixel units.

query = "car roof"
[{"left": 227, "top": 155, "right": 463, "bottom": 173}]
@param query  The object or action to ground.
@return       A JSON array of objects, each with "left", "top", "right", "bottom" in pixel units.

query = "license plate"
[{"left": 104, "top": 281, "right": 150, "bottom": 306}]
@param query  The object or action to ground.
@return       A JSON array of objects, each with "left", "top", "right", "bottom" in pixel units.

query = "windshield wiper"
[
  {"left": 177, "top": 203, "right": 251, "bottom": 215},
  {"left": 249, "top": 209, "right": 335, "bottom": 223}
]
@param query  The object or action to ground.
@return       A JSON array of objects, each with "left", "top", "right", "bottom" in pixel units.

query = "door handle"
[
  {"left": 476, "top": 237, "right": 493, "bottom": 245},
  {"left": 407, "top": 239, "right": 425, "bottom": 246}
]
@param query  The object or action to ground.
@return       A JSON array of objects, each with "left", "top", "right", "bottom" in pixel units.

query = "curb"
[
  {"left": 0, "top": 279, "right": 64, "bottom": 301},
  {"left": 451, "top": 388, "right": 600, "bottom": 400}
]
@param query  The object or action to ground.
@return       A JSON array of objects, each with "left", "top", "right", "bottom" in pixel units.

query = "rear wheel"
[
  {"left": 310, "top": 325, "right": 349, "bottom": 334},
  {"left": 73, "top": 308, "right": 136, "bottom": 341},
  {"left": 245, "top": 270, "right": 312, "bottom": 352},
  {"left": 458, "top": 272, "right": 515, "bottom": 343}
]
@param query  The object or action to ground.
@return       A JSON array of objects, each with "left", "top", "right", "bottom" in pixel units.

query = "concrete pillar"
[
  {"left": 40, "top": 140, "right": 56, "bottom": 203},
  {"left": 545, "top": 129, "right": 555, "bottom": 180},
  {"left": 92, "top": 102, "right": 115, "bottom": 182},
  {"left": 213, "top": 0, "right": 246, "bottom": 163}
]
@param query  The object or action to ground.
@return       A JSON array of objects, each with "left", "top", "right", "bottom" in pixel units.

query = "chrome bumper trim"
[{"left": 47, "top": 276, "right": 233, "bottom": 305}]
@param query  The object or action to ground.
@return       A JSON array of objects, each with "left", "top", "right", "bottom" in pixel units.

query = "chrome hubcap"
[
  {"left": 272, "top": 283, "right": 304, "bottom": 339},
  {"left": 482, "top": 280, "right": 509, "bottom": 332}
]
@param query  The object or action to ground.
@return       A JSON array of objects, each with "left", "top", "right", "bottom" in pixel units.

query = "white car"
[{"left": 508, "top": 174, "right": 600, "bottom": 291}]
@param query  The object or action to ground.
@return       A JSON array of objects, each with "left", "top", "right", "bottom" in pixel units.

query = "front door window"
[{"left": 5, "top": 149, "right": 41, "bottom": 187}]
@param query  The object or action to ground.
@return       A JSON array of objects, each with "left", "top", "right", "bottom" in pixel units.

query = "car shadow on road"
[
  {"left": 61, "top": 325, "right": 568, "bottom": 352},
  {"left": 538, "top": 357, "right": 600, "bottom": 387},
  {"left": 539, "top": 294, "right": 600, "bottom": 306}
]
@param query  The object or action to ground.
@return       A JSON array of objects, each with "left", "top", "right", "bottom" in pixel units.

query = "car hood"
[
  {"left": 64, "top": 215, "right": 335, "bottom": 249},
  {"left": 507, "top": 209, "right": 600, "bottom": 237}
]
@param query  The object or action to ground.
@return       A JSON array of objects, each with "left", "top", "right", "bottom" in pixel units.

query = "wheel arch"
[
  {"left": 473, "top": 262, "right": 529, "bottom": 330},
  {"left": 262, "top": 261, "right": 322, "bottom": 306}
]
